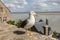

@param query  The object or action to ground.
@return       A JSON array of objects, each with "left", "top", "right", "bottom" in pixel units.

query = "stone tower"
[
  {"left": 0, "top": 0, "right": 10, "bottom": 23},
  {"left": 44, "top": 19, "right": 49, "bottom": 36}
]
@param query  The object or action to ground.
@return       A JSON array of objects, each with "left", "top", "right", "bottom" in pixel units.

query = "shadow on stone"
[
  {"left": 13, "top": 30, "right": 25, "bottom": 35},
  {"left": 30, "top": 25, "right": 38, "bottom": 32},
  {"left": 38, "top": 31, "right": 44, "bottom": 34},
  {"left": 57, "top": 33, "right": 60, "bottom": 39}
]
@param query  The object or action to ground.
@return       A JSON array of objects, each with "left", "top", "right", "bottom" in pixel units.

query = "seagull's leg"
[
  {"left": 29, "top": 28, "right": 31, "bottom": 31},
  {"left": 24, "top": 27, "right": 33, "bottom": 37},
  {"left": 24, "top": 27, "right": 28, "bottom": 32},
  {"left": 25, "top": 28, "right": 32, "bottom": 36},
  {"left": 25, "top": 28, "right": 27, "bottom": 31},
  {"left": 26, "top": 28, "right": 33, "bottom": 37}
]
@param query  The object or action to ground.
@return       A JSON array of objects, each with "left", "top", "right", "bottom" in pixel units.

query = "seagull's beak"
[{"left": 34, "top": 14, "right": 40, "bottom": 16}]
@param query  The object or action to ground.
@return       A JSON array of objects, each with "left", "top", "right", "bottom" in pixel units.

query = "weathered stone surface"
[{"left": 0, "top": 23, "right": 58, "bottom": 40}]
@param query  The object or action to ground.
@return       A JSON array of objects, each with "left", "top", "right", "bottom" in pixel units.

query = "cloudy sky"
[{"left": 2, "top": 0, "right": 60, "bottom": 12}]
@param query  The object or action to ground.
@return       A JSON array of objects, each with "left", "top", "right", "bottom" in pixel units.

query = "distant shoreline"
[{"left": 11, "top": 12, "right": 60, "bottom": 15}]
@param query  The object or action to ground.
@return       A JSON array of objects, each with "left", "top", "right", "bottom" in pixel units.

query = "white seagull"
[{"left": 20, "top": 11, "right": 39, "bottom": 33}]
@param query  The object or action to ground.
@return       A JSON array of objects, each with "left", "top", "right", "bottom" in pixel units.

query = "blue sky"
[{"left": 2, "top": 0, "right": 60, "bottom": 12}]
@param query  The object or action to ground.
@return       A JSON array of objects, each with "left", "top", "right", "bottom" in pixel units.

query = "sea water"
[{"left": 11, "top": 12, "right": 60, "bottom": 33}]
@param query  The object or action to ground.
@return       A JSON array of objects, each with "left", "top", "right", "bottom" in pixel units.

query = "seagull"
[{"left": 20, "top": 11, "right": 39, "bottom": 33}]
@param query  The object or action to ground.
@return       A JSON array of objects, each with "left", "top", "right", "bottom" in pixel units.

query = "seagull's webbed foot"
[
  {"left": 27, "top": 32, "right": 34, "bottom": 37},
  {"left": 25, "top": 29, "right": 34, "bottom": 37}
]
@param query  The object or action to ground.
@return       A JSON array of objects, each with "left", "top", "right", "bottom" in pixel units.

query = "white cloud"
[
  {"left": 13, "top": 0, "right": 27, "bottom": 4},
  {"left": 52, "top": 2, "right": 58, "bottom": 6},
  {"left": 23, "top": 0, "right": 27, "bottom": 4},
  {"left": 17, "top": 5, "right": 21, "bottom": 8},
  {"left": 3, "top": 0, "right": 28, "bottom": 10},
  {"left": 34, "top": 0, "right": 47, "bottom": 2},
  {"left": 40, "top": 3, "right": 48, "bottom": 8},
  {"left": 2, "top": 0, "right": 60, "bottom": 12},
  {"left": 5, "top": 3, "right": 15, "bottom": 8},
  {"left": 40, "top": 0, "right": 47, "bottom": 1},
  {"left": 24, "top": 1, "right": 27, "bottom": 4},
  {"left": 16, "top": 5, "right": 24, "bottom": 8},
  {"left": 14, "top": 0, "right": 19, "bottom": 3},
  {"left": 32, "top": 0, "right": 48, "bottom": 8}
]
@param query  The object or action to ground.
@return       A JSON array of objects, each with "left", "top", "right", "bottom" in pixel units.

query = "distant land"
[
  {"left": 11, "top": 12, "right": 60, "bottom": 15},
  {"left": 11, "top": 12, "right": 60, "bottom": 13}
]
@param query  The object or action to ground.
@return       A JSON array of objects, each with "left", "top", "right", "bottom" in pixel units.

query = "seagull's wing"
[{"left": 20, "top": 19, "right": 28, "bottom": 28}]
